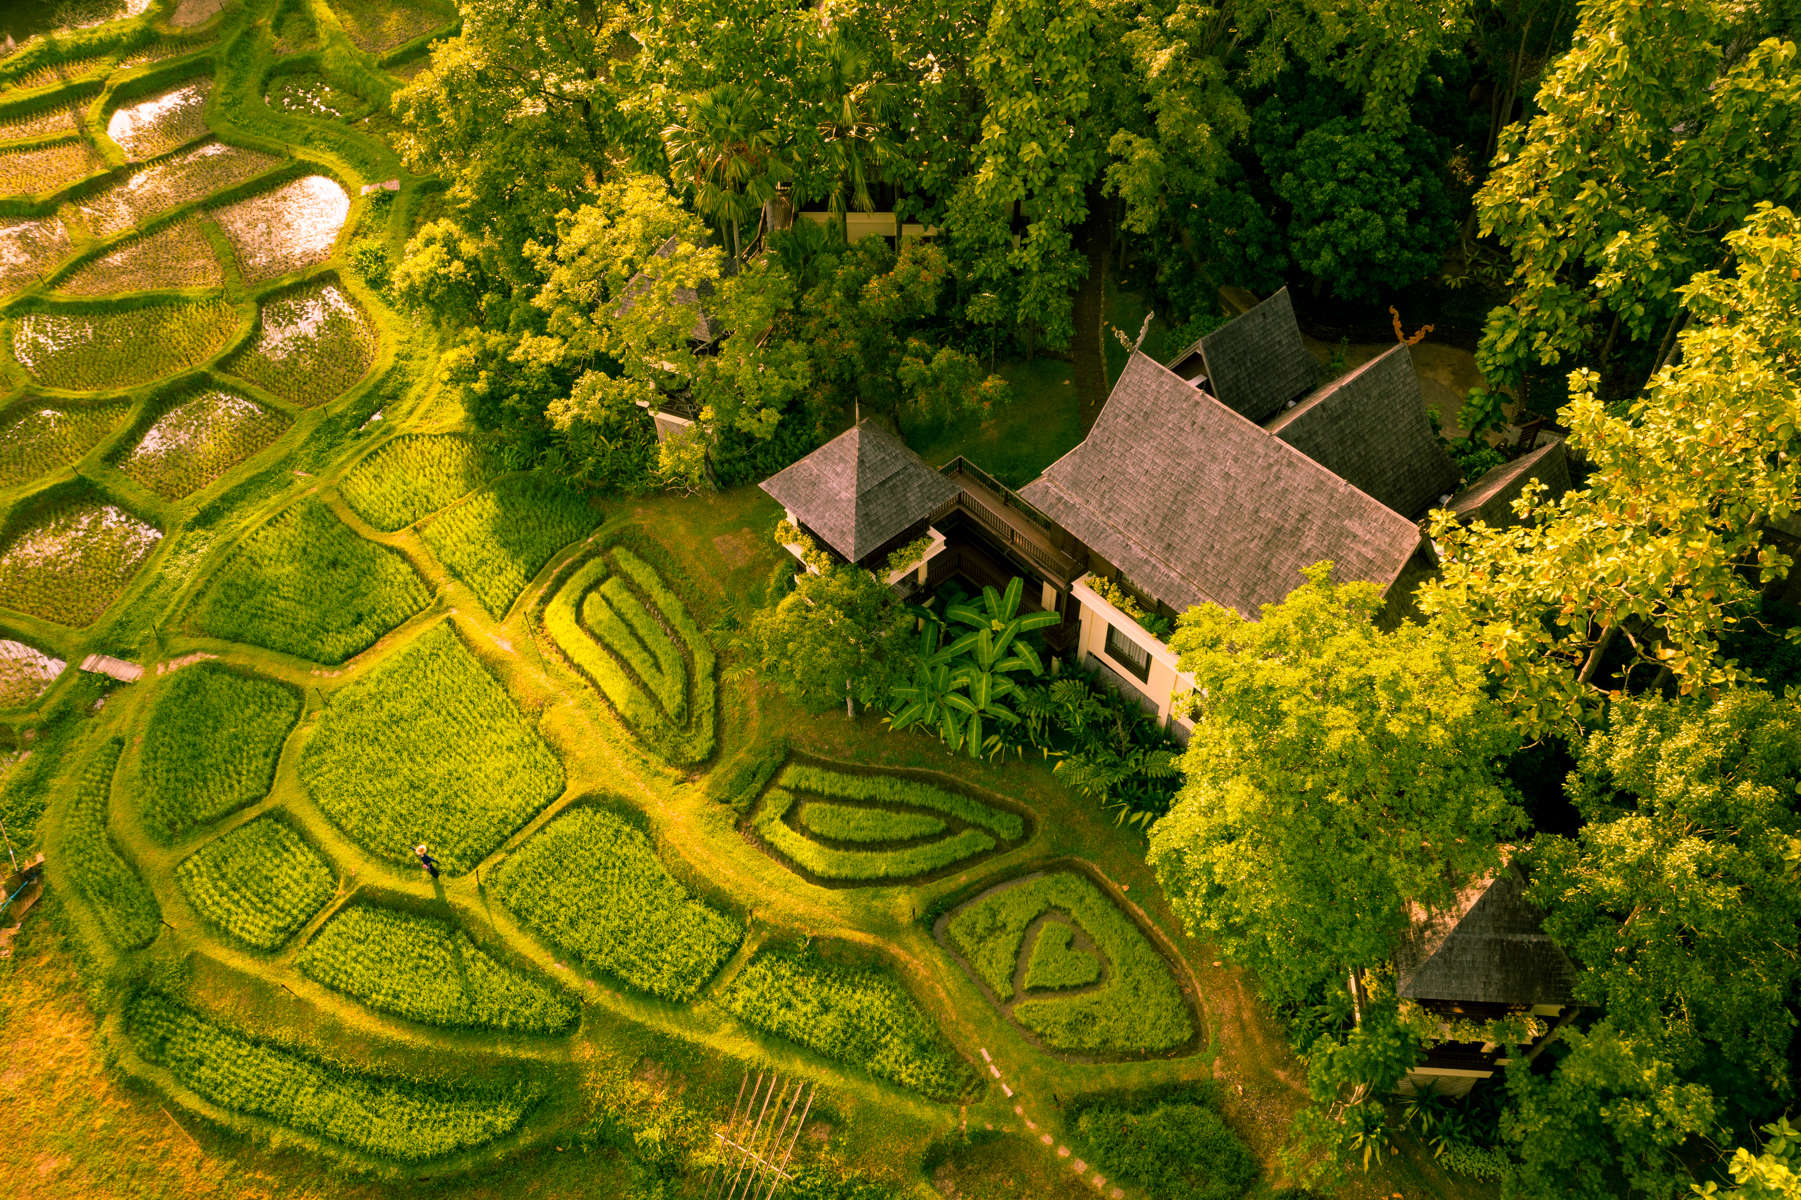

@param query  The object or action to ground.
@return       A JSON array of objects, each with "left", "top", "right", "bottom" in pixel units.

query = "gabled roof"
[
  {"left": 1449, "top": 438, "right": 1571, "bottom": 528},
  {"left": 1020, "top": 353, "right": 1423, "bottom": 618},
  {"left": 759, "top": 421, "right": 957, "bottom": 564},
  {"left": 1164, "top": 288, "right": 1318, "bottom": 422},
  {"left": 1265, "top": 344, "right": 1461, "bottom": 519},
  {"left": 1396, "top": 864, "right": 1576, "bottom": 1008},
  {"left": 615, "top": 235, "right": 726, "bottom": 344}
]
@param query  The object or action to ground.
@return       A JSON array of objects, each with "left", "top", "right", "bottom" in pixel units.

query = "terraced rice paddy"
[
  {"left": 266, "top": 73, "right": 369, "bottom": 120},
  {"left": 0, "top": 636, "right": 64, "bottom": 707},
  {"left": 212, "top": 173, "right": 350, "bottom": 282},
  {"left": 0, "top": 399, "right": 129, "bottom": 487},
  {"left": 0, "top": 89, "right": 93, "bottom": 142},
  {"left": 339, "top": 432, "right": 495, "bottom": 531},
  {"left": 0, "top": 136, "right": 105, "bottom": 196},
  {"left": 171, "top": 0, "right": 232, "bottom": 28},
  {"left": 106, "top": 78, "right": 212, "bottom": 159},
  {"left": 330, "top": 0, "right": 453, "bottom": 53},
  {"left": 0, "top": 214, "right": 71, "bottom": 293},
  {"left": 221, "top": 276, "right": 375, "bottom": 405},
  {"left": 52, "top": 218, "right": 222, "bottom": 294},
  {"left": 0, "top": 489, "right": 161, "bottom": 625},
  {"left": 0, "top": 55, "right": 112, "bottom": 96},
  {"left": 175, "top": 814, "right": 336, "bottom": 949},
  {"left": 12, "top": 296, "right": 241, "bottom": 391},
  {"left": 75, "top": 139, "right": 281, "bottom": 237},
  {"left": 114, "top": 385, "right": 290, "bottom": 499}
]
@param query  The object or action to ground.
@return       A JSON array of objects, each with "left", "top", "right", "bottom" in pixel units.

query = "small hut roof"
[
  {"left": 1449, "top": 438, "right": 1571, "bottom": 528},
  {"left": 1396, "top": 864, "right": 1576, "bottom": 1008},
  {"left": 759, "top": 421, "right": 956, "bottom": 564},
  {"left": 1265, "top": 344, "right": 1461, "bottom": 519},
  {"left": 615, "top": 235, "right": 727, "bottom": 344},
  {"left": 1164, "top": 288, "right": 1318, "bottom": 422},
  {"left": 1020, "top": 353, "right": 1423, "bottom": 617}
]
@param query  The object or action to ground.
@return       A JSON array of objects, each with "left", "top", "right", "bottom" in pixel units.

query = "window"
[{"left": 1104, "top": 622, "right": 1152, "bottom": 682}]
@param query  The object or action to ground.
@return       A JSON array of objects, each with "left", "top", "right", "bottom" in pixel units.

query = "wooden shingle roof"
[
  {"left": 759, "top": 421, "right": 957, "bottom": 564},
  {"left": 1020, "top": 353, "right": 1424, "bottom": 618},
  {"left": 1164, "top": 288, "right": 1318, "bottom": 422},
  {"left": 1396, "top": 864, "right": 1577, "bottom": 1008},
  {"left": 1449, "top": 438, "right": 1571, "bottom": 527},
  {"left": 615, "top": 235, "right": 726, "bottom": 345},
  {"left": 1265, "top": 344, "right": 1461, "bottom": 519}
]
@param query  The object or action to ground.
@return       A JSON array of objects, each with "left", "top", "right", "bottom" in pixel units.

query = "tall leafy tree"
[{"left": 738, "top": 565, "right": 917, "bottom": 714}]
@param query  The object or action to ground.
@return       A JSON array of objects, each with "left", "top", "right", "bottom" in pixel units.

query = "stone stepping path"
[{"left": 980, "top": 1045, "right": 1124, "bottom": 1198}]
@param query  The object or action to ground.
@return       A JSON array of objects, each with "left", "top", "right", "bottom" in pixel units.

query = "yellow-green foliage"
[
  {"left": 0, "top": 637, "right": 64, "bottom": 708},
  {"left": 755, "top": 789, "right": 993, "bottom": 881},
  {"left": 299, "top": 905, "right": 579, "bottom": 1034},
  {"left": 114, "top": 386, "right": 290, "bottom": 500},
  {"left": 12, "top": 297, "right": 240, "bottom": 391},
  {"left": 944, "top": 870, "right": 1194, "bottom": 1054},
  {"left": 796, "top": 801, "right": 946, "bottom": 843},
  {"left": 174, "top": 815, "right": 335, "bottom": 950},
  {"left": 0, "top": 490, "right": 161, "bottom": 626},
  {"left": 495, "top": 805, "right": 739, "bottom": 1002},
  {"left": 127, "top": 992, "right": 544, "bottom": 1163},
  {"left": 339, "top": 433, "right": 495, "bottom": 531},
  {"left": 60, "top": 741, "right": 161, "bottom": 950},
  {"left": 298, "top": 623, "right": 565, "bottom": 874},
  {"left": 0, "top": 137, "right": 104, "bottom": 196},
  {"left": 721, "top": 947, "right": 971, "bottom": 1099},
  {"left": 189, "top": 497, "right": 429, "bottom": 663},
  {"left": 422, "top": 474, "right": 598, "bottom": 616},
  {"left": 329, "top": 0, "right": 454, "bottom": 53},
  {"left": 138, "top": 664, "right": 300, "bottom": 842},
  {"left": 221, "top": 277, "right": 376, "bottom": 408},
  {"left": 2, "top": 55, "right": 111, "bottom": 94},
  {"left": 538, "top": 545, "right": 716, "bottom": 765},
  {"left": 0, "top": 399, "right": 129, "bottom": 487},
  {"left": 54, "top": 219, "right": 222, "bottom": 295},
  {"left": 76, "top": 140, "right": 281, "bottom": 238}
]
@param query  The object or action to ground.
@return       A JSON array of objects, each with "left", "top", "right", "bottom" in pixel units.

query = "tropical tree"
[
  {"left": 662, "top": 85, "right": 781, "bottom": 261},
  {"left": 738, "top": 565, "right": 916, "bottom": 714}
]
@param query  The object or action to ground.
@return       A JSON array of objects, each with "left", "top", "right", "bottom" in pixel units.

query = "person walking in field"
[{"left": 414, "top": 843, "right": 439, "bottom": 879}]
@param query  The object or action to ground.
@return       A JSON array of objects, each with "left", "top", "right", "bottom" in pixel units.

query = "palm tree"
[{"left": 663, "top": 84, "right": 780, "bottom": 261}]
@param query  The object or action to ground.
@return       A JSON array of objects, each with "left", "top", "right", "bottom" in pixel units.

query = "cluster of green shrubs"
[
  {"left": 59, "top": 740, "right": 160, "bottom": 950},
  {"left": 494, "top": 805, "right": 739, "bottom": 1002},
  {"left": 1072, "top": 1088, "right": 1258, "bottom": 1200},
  {"left": 298, "top": 905, "right": 579, "bottom": 1035},
  {"left": 298, "top": 623, "right": 565, "bottom": 874},
  {"left": 173, "top": 815, "right": 334, "bottom": 950},
  {"left": 720, "top": 946, "right": 971, "bottom": 1100},
  {"left": 944, "top": 870, "right": 1193, "bottom": 1054},
  {"left": 126, "top": 992, "right": 543, "bottom": 1163},
  {"left": 137, "top": 664, "right": 300, "bottom": 842}
]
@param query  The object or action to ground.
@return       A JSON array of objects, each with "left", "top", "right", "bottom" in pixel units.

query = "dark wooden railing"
[{"left": 934, "top": 457, "right": 1085, "bottom": 583}]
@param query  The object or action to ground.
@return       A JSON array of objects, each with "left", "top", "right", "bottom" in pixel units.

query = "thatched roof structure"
[
  {"left": 759, "top": 421, "right": 956, "bottom": 564},
  {"left": 1164, "top": 288, "right": 1318, "bottom": 422},
  {"left": 1396, "top": 864, "right": 1576, "bottom": 1008},
  {"left": 615, "top": 234, "right": 727, "bottom": 345},
  {"left": 1449, "top": 438, "right": 1571, "bottom": 528},
  {"left": 1021, "top": 353, "right": 1423, "bottom": 618},
  {"left": 1266, "top": 345, "right": 1461, "bottom": 518}
]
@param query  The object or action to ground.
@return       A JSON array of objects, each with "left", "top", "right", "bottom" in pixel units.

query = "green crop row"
[
  {"left": 189, "top": 497, "right": 429, "bottom": 663},
  {"left": 754, "top": 789, "right": 994, "bottom": 883},
  {"left": 944, "top": 871, "right": 1193, "bottom": 1054},
  {"left": 174, "top": 815, "right": 335, "bottom": 951},
  {"left": 53, "top": 218, "right": 222, "bottom": 295},
  {"left": 298, "top": 623, "right": 565, "bottom": 874},
  {"left": 0, "top": 488, "right": 162, "bottom": 627},
  {"left": 0, "top": 137, "right": 104, "bottom": 197},
  {"left": 494, "top": 805, "right": 739, "bottom": 1003},
  {"left": 298, "top": 905, "right": 579, "bottom": 1035},
  {"left": 137, "top": 663, "right": 300, "bottom": 843},
  {"left": 797, "top": 800, "right": 946, "bottom": 844},
  {"left": 777, "top": 764, "right": 1024, "bottom": 840},
  {"left": 115, "top": 386, "right": 291, "bottom": 500},
  {"left": 221, "top": 277, "right": 378, "bottom": 409},
  {"left": 126, "top": 992, "right": 543, "bottom": 1163},
  {"left": 0, "top": 214, "right": 70, "bottom": 296},
  {"left": 60, "top": 740, "right": 160, "bottom": 950},
  {"left": 76, "top": 140, "right": 282, "bottom": 238},
  {"left": 720, "top": 947, "right": 970, "bottom": 1100},
  {"left": 1021, "top": 922, "right": 1102, "bottom": 991},
  {"left": 338, "top": 432, "right": 496, "bottom": 532},
  {"left": 421, "top": 473, "right": 598, "bottom": 617},
  {"left": 12, "top": 296, "right": 241, "bottom": 393},
  {"left": 582, "top": 575, "right": 686, "bottom": 719},
  {"left": 0, "top": 399, "right": 129, "bottom": 489},
  {"left": 0, "top": 92, "right": 90, "bottom": 143}
]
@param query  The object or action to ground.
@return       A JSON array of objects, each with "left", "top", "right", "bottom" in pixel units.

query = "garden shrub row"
[
  {"left": 944, "top": 870, "right": 1193, "bottom": 1055},
  {"left": 299, "top": 623, "right": 564, "bottom": 874},
  {"left": 422, "top": 473, "right": 598, "bottom": 617},
  {"left": 138, "top": 663, "right": 299, "bottom": 842},
  {"left": 174, "top": 815, "right": 334, "bottom": 951},
  {"left": 11, "top": 296, "right": 240, "bottom": 391},
  {"left": 0, "top": 399, "right": 129, "bottom": 488},
  {"left": 754, "top": 788, "right": 995, "bottom": 883},
  {"left": 1072, "top": 1088, "right": 1258, "bottom": 1200},
  {"left": 60, "top": 739, "right": 160, "bottom": 950},
  {"left": 298, "top": 904, "right": 578, "bottom": 1035},
  {"left": 338, "top": 432, "right": 495, "bottom": 531},
  {"left": 126, "top": 992, "right": 543, "bottom": 1163},
  {"left": 494, "top": 805, "right": 738, "bottom": 1002},
  {"left": 0, "top": 486, "right": 161, "bottom": 626},
  {"left": 797, "top": 800, "right": 946, "bottom": 844},
  {"left": 539, "top": 545, "right": 715, "bottom": 766},
  {"left": 720, "top": 947, "right": 970, "bottom": 1100},
  {"left": 777, "top": 764, "right": 1024, "bottom": 840},
  {"left": 189, "top": 496, "right": 429, "bottom": 663}
]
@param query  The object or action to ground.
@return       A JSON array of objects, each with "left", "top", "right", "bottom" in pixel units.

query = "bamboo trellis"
[{"left": 701, "top": 1070, "right": 817, "bottom": 1200}]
